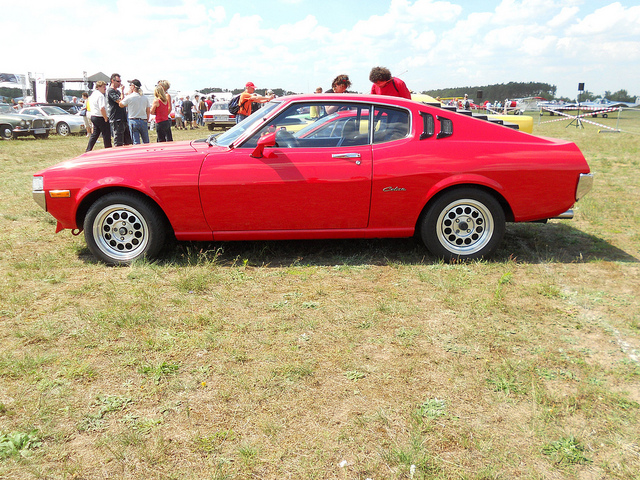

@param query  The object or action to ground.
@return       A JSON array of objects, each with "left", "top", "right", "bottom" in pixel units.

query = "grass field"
[{"left": 1, "top": 112, "right": 639, "bottom": 479}]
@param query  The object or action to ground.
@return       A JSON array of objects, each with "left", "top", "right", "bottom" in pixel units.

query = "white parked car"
[
  {"left": 19, "top": 105, "right": 87, "bottom": 136},
  {"left": 203, "top": 102, "right": 235, "bottom": 130}
]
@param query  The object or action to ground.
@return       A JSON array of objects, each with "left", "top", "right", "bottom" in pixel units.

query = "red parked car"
[{"left": 32, "top": 94, "right": 593, "bottom": 265}]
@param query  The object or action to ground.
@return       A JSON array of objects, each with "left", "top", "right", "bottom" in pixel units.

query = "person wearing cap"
[
  {"left": 237, "top": 82, "right": 274, "bottom": 123},
  {"left": 119, "top": 79, "right": 150, "bottom": 144},
  {"left": 106, "top": 73, "right": 133, "bottom": 146}
]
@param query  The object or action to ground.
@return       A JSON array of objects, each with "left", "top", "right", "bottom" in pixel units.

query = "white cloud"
[
  {"left": 1, "top": 0, "right": 639, "bottom": 99},
  {"left": 547, "top": 6, "right": 579, "bottom": 28},
  {"left": 566, "top": 2, "right": 640, "bottom": 36}
]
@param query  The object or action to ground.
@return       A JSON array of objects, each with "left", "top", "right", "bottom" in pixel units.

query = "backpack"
[{"left": 228, "top": 94, "right": 241, "bottom": 115}]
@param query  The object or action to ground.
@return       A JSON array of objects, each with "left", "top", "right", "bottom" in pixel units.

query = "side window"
[
  {"left": 372, "top": 107, "right": 410, "bottom": 144},
  {"left": 241, "top": 103, "right": 370, "bottom": 149}
]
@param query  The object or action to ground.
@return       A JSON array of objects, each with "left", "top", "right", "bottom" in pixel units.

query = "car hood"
[
  {"left": 36, "top": 140, "right": 206, "bottom": 175},
  {"left": 0, "top": 112, "right": 39, "bottom": 121},
  {"left": 51, "top": 114, "right": 85, "bottom": 123}
]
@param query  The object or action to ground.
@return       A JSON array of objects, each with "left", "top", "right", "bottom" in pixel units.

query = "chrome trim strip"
[{"left": 332, "top": 153, "right": 361, "bottom": 159}]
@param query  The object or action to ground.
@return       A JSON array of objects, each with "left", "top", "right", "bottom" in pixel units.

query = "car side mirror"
[{"left": 251, "top": 131, "right": 277, "bottom": 158}]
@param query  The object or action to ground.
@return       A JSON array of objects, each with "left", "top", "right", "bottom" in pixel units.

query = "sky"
[{"left": 2, "top": 0, "right": 639, "bottom": 99}]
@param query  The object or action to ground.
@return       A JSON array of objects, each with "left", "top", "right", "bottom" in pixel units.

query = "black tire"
[
  {"left": 208, "top": 124, "right": 215, "bottom": 131},
  {"left": 83, "top": 191, "right": 167, "bottom": 265},
  {"left": 1, "top": 125, "right": 13, "bottom": 140},
  {"left": 420, "top": 188, "right": 505, "bottom": 261},
  {"left": 57, "top": 122, "right": 70, "bottom": 136}
]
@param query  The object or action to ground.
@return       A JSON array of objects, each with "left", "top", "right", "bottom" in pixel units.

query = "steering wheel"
[{"left": 275, "top": 129, "right": 299, "bottom": 148}]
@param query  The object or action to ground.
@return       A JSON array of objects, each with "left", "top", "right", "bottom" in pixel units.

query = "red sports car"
[{"left": 32, "top": 94, "right": 593, "bottom": 265}]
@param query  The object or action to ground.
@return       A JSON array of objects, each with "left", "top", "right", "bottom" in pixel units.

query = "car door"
[{"left": 198, "top": 101, "right": 373, "bottom": 232}]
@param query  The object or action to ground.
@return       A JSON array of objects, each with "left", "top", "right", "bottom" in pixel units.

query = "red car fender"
[
  {"left": 420, "top": 173, "right": 509, "bottom": 214},
  {"left": 69, "top": 177, "right": 163, "bottom": 231}
]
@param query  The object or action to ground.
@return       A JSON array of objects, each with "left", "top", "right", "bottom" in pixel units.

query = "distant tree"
[
  {"left": 65, "top": 89, "right": 89, "bottom": 98},
  {"left": 199, "top": 87, "right": 300, "bottom": 97},
  {"left": 608, "top": 89, "right": 635, "bottom": 102},
  {"left": 0, "top": 87, "right": 23, "bottom": 100},
  {"left": 579, "top": 90, "right": 598, "bottom": 102},
  {"left": 199, "top": 87, "right": 226, "bottom": 94},
  {"left": 422, "top": 82, "right": 558, "bottom": 102}
]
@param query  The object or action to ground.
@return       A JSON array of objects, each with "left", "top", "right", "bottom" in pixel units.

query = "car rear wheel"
[
  {"left": 208, "top": 124, "right": 215, "bottom": 131},
  {"left": 420, "top": 188, "right": 505, "bottom": 261},
  {"left": 1, "top": 125, "right": 13, "bottom": 140},
  {"left": 57, "top": 122, "right": 70, "bottom": 136},
  {"left": 84, "top": 192, "right": 167, "bottom": 265}
]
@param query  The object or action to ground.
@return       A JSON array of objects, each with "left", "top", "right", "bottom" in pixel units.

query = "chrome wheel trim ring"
[
  {"left": 92, "top": 203, "right": 150, "bottom": 261},
  {"left": 436, "top": 198, "right": 494, "bottom": 256}
]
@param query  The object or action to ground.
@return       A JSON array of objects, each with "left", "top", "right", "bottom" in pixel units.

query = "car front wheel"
[
  {"left": 1, "top": 125, "right": 13, "bottom": 140},
  {"left": 57, "top": 122, "right": 70, "bottom": 136},
  {"left": 84, "top": 192, "right": 167, "bottom": 265},
  {"left": 420, "top": 188, "right": 505, "bottom": 261}
]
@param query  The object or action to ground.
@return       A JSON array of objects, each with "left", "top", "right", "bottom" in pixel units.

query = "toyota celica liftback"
[{"left": 33, "top": 94, "right": 593, "bottom": 265}]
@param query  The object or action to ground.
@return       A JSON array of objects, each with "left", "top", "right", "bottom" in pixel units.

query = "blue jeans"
[
  {"left": 236, "top": 114, "right": 247, "bottom": 123},
  {"left": 129, "top": 118, "right": 149, "bottom": 144}
]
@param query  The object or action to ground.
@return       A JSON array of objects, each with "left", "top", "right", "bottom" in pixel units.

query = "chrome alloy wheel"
[
  {"left": 92, "top": 203, "right": 150, "bottom": 262},
  {"left": 435, "top": 198, "right": 495, "bottom": 256}
]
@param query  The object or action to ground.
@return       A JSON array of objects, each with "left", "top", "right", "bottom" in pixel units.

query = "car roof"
[{"left": 276, "top": 93, "right": 418, "bottom": 108}]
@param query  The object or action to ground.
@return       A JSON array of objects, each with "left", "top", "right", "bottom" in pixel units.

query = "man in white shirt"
[
  {"left": 86, "top": 81, "right": 112, "bottom": 152},
  {"left": 119, "top": 79, "right": 151, "bottom": 144}
]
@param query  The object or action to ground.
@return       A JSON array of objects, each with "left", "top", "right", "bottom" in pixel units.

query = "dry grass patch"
[{"left": 1, "top": 118, "right": 639, "bottom": 478}]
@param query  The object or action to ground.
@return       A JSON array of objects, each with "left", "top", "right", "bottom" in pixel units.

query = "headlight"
[
  {"left": 33, "top": 176, "right": 44, "bottom": 191},
  {"left": 20, "top": 120, "right": 28, "bottom": 127}
]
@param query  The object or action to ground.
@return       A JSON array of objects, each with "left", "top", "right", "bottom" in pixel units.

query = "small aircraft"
[
  {"left": 580, "top": 97, "right": 639, "bottom": 108},
  {"left": 539, "top": 97, "right": 638, "bottom": 118}
]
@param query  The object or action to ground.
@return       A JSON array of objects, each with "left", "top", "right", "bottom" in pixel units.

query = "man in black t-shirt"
[
  {"left": 107, "top": 73, "right": 133, "bottom": 146},
  {"left": 182, "top": 96, "right": 194, "bottom": 129}
]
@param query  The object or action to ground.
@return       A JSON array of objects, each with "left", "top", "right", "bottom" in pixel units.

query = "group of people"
[
  {"left": 233, "top": 67, "right": 411, "bottom": 124},
  {"left": 85, "top": 74, "right": 175, "bottom": 152},
  {"left": 174, "top": 94, "right": 213, "bottom": 130},
  {"left": 322, "top": 67, "right": 411, "bottom": 99},
  {"left": 83, "top": 66, "right": 410, "bottom": 151}
]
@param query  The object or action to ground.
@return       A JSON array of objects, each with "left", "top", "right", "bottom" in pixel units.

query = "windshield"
[
  {"left": 42, "top": 106, "right": 69, "bottom": 115},
  {"left": 212, "top": 101, "right": 281, "bottom": 147},
  {"left": 0, "top": 105, "right": 14, "bottom": 114},
  {"left": 211, "top": 103, "right": 228, "bottom": 111}
]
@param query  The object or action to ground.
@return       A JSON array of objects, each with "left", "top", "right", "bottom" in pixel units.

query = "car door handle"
[{"left": 332, "top": 153, "right": 362, "bottom": 165}]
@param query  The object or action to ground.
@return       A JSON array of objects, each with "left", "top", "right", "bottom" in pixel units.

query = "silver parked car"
[{"left": 19, "top": 105, "right": 87, "bottom": 136}]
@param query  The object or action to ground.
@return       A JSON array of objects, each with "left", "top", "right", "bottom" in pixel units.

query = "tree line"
[
  {"left": 2, "top": 82, "right": 636, "bottom": 104},
  {"left": 421, "top": 82, "right": 637, "bottom": 103}
]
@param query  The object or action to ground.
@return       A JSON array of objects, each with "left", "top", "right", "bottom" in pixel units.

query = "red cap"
[{"left": 246, "top": 82, "right": 255, "bottom": 88}]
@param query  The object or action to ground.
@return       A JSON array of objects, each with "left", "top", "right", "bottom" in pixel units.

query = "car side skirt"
[{"left": 208, "top": 227, "right": 416, "bottom": 242}]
